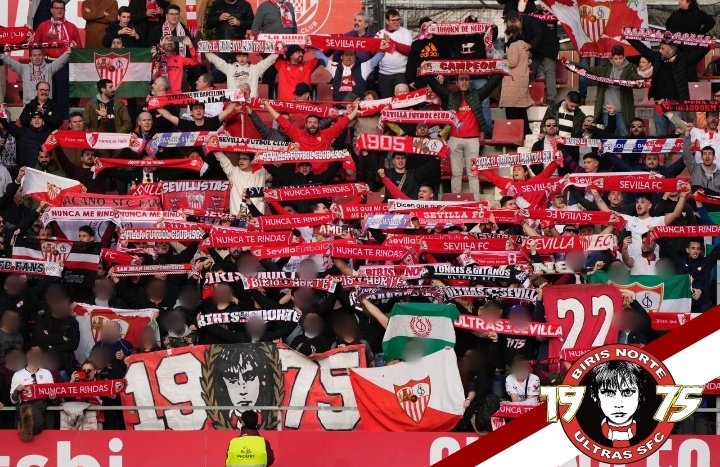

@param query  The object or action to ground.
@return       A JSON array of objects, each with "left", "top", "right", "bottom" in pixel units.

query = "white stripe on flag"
[{"left": 69, "top": 63, "right": 149, "bottom": 82}]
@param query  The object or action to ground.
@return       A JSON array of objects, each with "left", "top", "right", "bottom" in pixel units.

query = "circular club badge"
[{"left": 542, "top": 344, "right": 703, "bottom": 464}]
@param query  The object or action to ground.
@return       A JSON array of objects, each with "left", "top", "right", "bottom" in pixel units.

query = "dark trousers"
[
  {"left": 505, "top": 107, "right": 531, "bottom": 135},
  {"left": 50, "top": 60, "right": 69, "bottom": 119}
]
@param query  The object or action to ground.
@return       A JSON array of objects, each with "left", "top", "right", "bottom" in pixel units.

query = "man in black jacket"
[
  {"left": 33, "top": 291, "right": 80, "bottom": 376},
  {"left": 505, "top": 12, "right": 559, "bottom": 104},
  {"left": 206, "top": 0, "right": 255, "bottom": 40}
]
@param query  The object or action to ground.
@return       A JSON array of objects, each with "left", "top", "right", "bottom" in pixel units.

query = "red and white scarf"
[
  {"left": 0, "top": 258, "right": 62, "bottom": 277},
  {"left": 60, "top": 192, "right": 162, "bottom": 209},
  {"left": 307, "top": 35, "right": 393, "bottom": 52},
  {"left": 623, "top": 27, "right": 715, "bottom": 48},
  {"left": 162, "top": 20, "right": 188, "bottom": 54},
  {"left": 42, "top": 131, "right": 145, "bottom": 154},
  {"left": 601, "top": 419, "right": 636, "bottom": 448},
  {"left": 203, "top": 134, "right": 289, "bottom": 153},
  {"left": 466, "top": 251, "right": 527, "bottom": 267},
  {"left": 264, "top": 183, "right": 369, "bottom": 201},
  {"left": 587, "top": 175, "right": 689, "bottom": 193},
  {"left": 358, "top": 88, "right": 437, "bottom": 116},
  {"left": 384, "top": 234, "right": 519, "bottom": 253},
  {"left": 601, "top": 138, "right": 684, "bottom": 153},
  {"left": 49, "top": 18, "right": 69, "bottom": 42},
  {"left": 248, "top": 97, "right": 339, "bottom": 118},
  {"left": 250, "top": 241, "right": 332, "bottom": 259},
  {"left": 111, "top": 263, "right": 195, "bottom": 277},
  {"left": 647, "top": 225, "right": 720, "bottom": 242},
  {"left": 94, "top": 157, "right": 206, "bottom": 176},
  {"left": 355, "top": 134, "right": 450, "bottom": 158},
  {"left": 694, "top": 189, "right": 720, "bottom": 206},
  {"left": 251, "top": 150, "right": 354, "bottom": 172},
  {"left": 21, "top": 380, "right": 127, "bottom": 401},
  {"left": 242, "top": 275, "right": 337, "bottom": 293},
  {"left": 205, "top": 228, "right": 295, "bottom": 249},
  {"left": 101, "top": 248, "right": 141, "bottom": 266},
  {"left": 380, "top": 109, "right": 461, "bottom": 129},
  {"left": 120, "top": 227, "right": 206, "bottom": 243},
  {"left": 334, "top": 203, "right": 388, "bottom": 220},
  {"left": 521, "top": 209, "right": 626, "bottom": 228},
  {"left": 146, "top": 90, "right": 244, "bottom": 110},
  {"left": 197, "top": 40, "right": 277, "bottom": 54},
  {"left": 562, "top": 59, "right": 650, "bottom": 89},
  {"left": 420, "top": 22, "right": 495, "bottom": 53},
  {"left": 247, "top": 212, "right": 337, "bottom": 231},
  {"left": 418, "top": 59, "right": 510, "bottom": 77},
  {"left": 522, "top": 234, "right": 616, "bottom": 253},
  {"left": 0, "top": 27, "right": 33, "bottom": 46},
  {"left": 472, "top": 150, "right": 560, "bottom": 172},
  {"left": 454, "top": 315, "right": 563, "bottom": 338},
  {"left": 660, "top": 100, "right": 720, "bottom": 113},
  {"left": 270, "top": 0, "right": 294, "bottom": 29},
  {"left": 330, "top": 242, "right": 412, "bottom": 262},
  {"left": 3, "top": 40, "right": 67, "bottom": 51}
]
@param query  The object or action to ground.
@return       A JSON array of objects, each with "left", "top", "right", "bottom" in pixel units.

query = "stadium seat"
[
  {"left": 528, "top": 83, "right": 545, "bottom": 106},
  {"left": 257, "top": 83, "right": 269, "bottom": 100},
  {"left": 485, "top": 120, "right": 525, "bottom": 154},
  {"left": 689, "top": 82, "right": 711, "bottom": 101}
]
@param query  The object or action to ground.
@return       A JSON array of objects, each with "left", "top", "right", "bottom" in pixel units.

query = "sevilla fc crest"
[
  {"left": 45, "top": 182, "right": 61, "bottom": 201},
  {"left": 40, "top": 240, "right": 72, "bottom": 263},
  {"left": 579, "top": 3, "right": 610, "bottom": 42},
  {"left": 94, "top": 52, "right": 130, "bottom": 90},
  {"left": 617, "top": 281, "right": 665, "bottom": 313},
  {"left": 395, "top": 377, "right": 431, "bottom": 423}
]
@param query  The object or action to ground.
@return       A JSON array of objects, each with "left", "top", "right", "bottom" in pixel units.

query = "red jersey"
[
  {"left": 276, "top": 115, "right": 351, "bottom": 172},
  {"left": 34, "top": 19, "right": 83, "bottom": 59},
  {"left": 275, "top": 56, "right": 318, "bottom": 102},
  {"left": 451, "top": 98, "right": 481, "bottom": 138},
  {"left": 166, "top": 50, "right": 200, "bottom": 94}
]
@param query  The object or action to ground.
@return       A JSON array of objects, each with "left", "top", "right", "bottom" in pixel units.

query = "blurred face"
[
  {"left": 386, "top": 14, "right": 401, "bottom": 32},
  {"left": 4, "top": 349, "right": 25, "bottom": 371},
  {"left": 235, "top": 53, "right": 249, "bottom": 65},
  {"left": 511, "top": 165, "right": 527, "bottom": 181},
  {"left": 51, "top": 1, "right": 65, "bottom": 20},
  {"left": 1, "top": 310, "right": 20, "bottom": 332},
  {"left": 354, "top": 14, "right": 369, "bottom": 33},
  {"left": 341, "top": 51, "right": 357, "bottom": 67},
  {"left": 635, "top": 198, "right": 652, "bottom": 216},
  {"left": 457, "top": 76, "right": 470, "bottom": 91},
  {"left": 679, "top": 0, "right": 690, "bottom": 9},
  {"left": 687, "top": 241, "right": 703, "bottom": 259},
  {"left": 79, "top": 364, "right": 97, "bottom": 380},
  {"left": 303, "top": 313, "right": 323, "bottom": 335},
  {"left": 26, "top": 347, "right": 44, "bottom": 367},
  {"left": 297, "top": 260, "right": 318, "bottom": 279},
  {"left": 79, "top": 230, "right": 95, "bottom": 242},
  {"left": 659, "top": 43, "right": 676, "bottom": 60},
  {"left": 30, "top": 49, "right": 44, "bottom": 66},
  {"left": 512, "top": 360, "right": 530, "bottom": 379},
  {"left": 544, "top": 119, "right": 558, "bottom": 136},
  {"left": 138, "top": 113, "right": 153, "bottom": 132},
  {"left": 101, "top": 322, "right": 121, "bottom": 342},
  {"left": 418, "top": 186, "right": 434, "bottom": 200},
  {"left": 37, "top": 151, "right": 51, "bottom": 168},
  {"left": 305, "top": 117, "right": 319, "bottom": 135},
  {"left": 237, "top": 155, "right": 252, "bottom": 170},
  {"left": 94, "top": 279, "right": 113, "bottom": 300},
  {"left": 608, "top": 191, "right": 623, "bottom": 205},
  {"left": 629, "top": 120, "right": 644, "bottom": 136},
  {"left": 69, "top": 116, "right": 85, "bottom": 130},
  {"left": 119, "top": 12, "right": 131, "bottom": 27},
  {"left": 246, "top": 316, "right": 266, "bottom": 338},
  {"left": 393, "top": 154, "right": 407, "bottom": 170},
  {"left": 644, "top": 154, "right": 659, "bottom": 169},
  {"left": 214, "top": 284, "right": 234, "bottom": 304},
  {"left": 583, "top": 156, "right": 599, "bottom": 173},
  {"left": 707, "top": 113, "right": 719, "bottom": 130},
  {"left": 151, "top": 78, "right": 167, "bottom": 95},
  {"left": 611, "top": 54, "right": 625, "bottom": 67},
  {"left": 80, "top": 150, "right": 95, "bottom": 167},
  {"left": 701, "top": 149, "right": 715, "bottom": 167},
  {"left": 166, "top": 312, "right": 187, "bottom": 333}
]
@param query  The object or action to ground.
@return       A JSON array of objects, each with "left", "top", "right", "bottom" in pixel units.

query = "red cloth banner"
[
  {"left": 21, "top": 380, "right": 127, "bottom": 401},
  {"left": 329, "top": 243, "right": 411, "bottom": 262},
  {"left": 358, "top": 88, "right": 436, "bottom": 116},
  {"left": 589, "top": 175, "right": 688, "bottom": 193},
  {"left": 0, "top": 27, "right": 34, "bottom": 45},
  {"left": 251, "top": 150, "right": 354, "bottom": 172},
  {"left": 661, "top": 100, "right": 720, "bottom": 113},
  {"left": 418, "top": 59, "right": 510, "bottom": 76},
  {"left": 207, "top": 228, "right": 295, "bottom": 249},
  {"left": 542, "top": 284, "right": 622, "bottom": 364},
  {"left": 384, "top": 235, "right": 518, "bottom": 253},
  {"left": 161, "top": 180, "right": 231, "bottom": 212},
  {"left": 264, "top": 183, "right": 369, "bottom": 201},
  {"left": 647, "top": 225, "right": 720, "bottom": 242},
  {"left": 248, "top": 212, "right": 337, "bottom": 231},
  {"left": 42, "top": 131, "right": 145, "bottom": 153},
  {"left": 61, "top": 192, "right": 162, "bottom": 209},
  {"left": 197, "top": 39, "right": 277, "bottom": 54},
  {"left": 130, "top": 182, "right": 163, "bottom": 196},
  {"left": 146, "top": 90, "right": 243, "bottom": 110},
  {"left": 355, "top": 134, "right": 449, "bottom": 158},
  {"left": 521, "top": 209, "right": 626, "bottom": 228},
  {"left": 100, "top": 248, "right": 140, "bottom": 266},
  {"left": 110, "top": 264, "right": 194, "bottom": 276},
  {"left": 94, "top": 157, "right": 206, "bottom": 175}
]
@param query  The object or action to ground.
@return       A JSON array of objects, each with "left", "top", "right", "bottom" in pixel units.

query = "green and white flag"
[
  {"left": 69, "top": 48, "right": 152, "bottom": 98},
  {"left": 587, "top": 271, "right": 692, "bottom": 312},
  {"left": 382, "top": 303, "right": 460, "bottom": 362}
]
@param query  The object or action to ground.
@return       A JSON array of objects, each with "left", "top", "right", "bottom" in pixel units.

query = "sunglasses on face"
[
  {"left": 630, "top": 125, "right": 643, "bottom": 128},
  {"left": 545, "top": 123, "right": 557, "bottom": 127}
]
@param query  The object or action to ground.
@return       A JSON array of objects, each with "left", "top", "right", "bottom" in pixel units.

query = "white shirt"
[
  {"left": 690, "top": 127, "right": 720, "bottom": 163},
  {"left": 620, "top": 214, "right": 665, "bottom": 257},
  {"left": 10, "top": 367, "right": 54, "bottom": 403},
  {"left": 375, "top": 27, "right": 412, "bottom": 75},
  {"left": 625, "top": 251, "right": 658, "bottom": 275},
  {"left": 182, "top": 101, "right": 224, "bottom": 119},
  {"left": 505, "top": 373, "right": 541, "bottom": 404}
]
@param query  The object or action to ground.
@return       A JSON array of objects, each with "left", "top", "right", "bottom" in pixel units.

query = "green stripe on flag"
[
  {"left": 587, "top": 271, "right": 691, "bottom": 312},
  {"left": 382, "top": 303, "right": 460, "bottom": 361},
  {"left": 69, "top": 48, "right": 152, "bottom": 98}
]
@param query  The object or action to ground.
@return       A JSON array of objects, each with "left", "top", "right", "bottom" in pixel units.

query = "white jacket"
[
  {"left": 215, "top": 151, "right": 268, "bottom": 215},
  {"left": 205, "top": 53, "right": 278, "bottom": 97}
]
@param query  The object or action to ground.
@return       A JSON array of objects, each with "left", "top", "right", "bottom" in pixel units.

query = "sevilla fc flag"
[
  {"left": 349, "top": 348, "right": 464, "bottom": 431},
  {"left": 22, "top": 168, "right": 83, "bottom": 206},
  {"left": 543, "top": 0, "right": 648, "bottom": 57},
  {"left": 542, "top": 283, "right": 622, "bottom": 362}
]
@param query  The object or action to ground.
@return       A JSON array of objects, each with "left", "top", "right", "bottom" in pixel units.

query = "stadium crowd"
[{"left": 0, "top": 0, "right": 719, "bottom": 438}]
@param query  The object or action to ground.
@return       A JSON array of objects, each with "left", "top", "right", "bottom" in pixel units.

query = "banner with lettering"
[
  {"left": 121, "top": 343, "right": 366, "bottom": 431},
  {"left": 542, "top": 284, "right": 623, "bottom": 365},
  {"left": 161, "top": 180, "right": 231, "bottom": 212},
  {"left": 21, "top": 380, "right": 127, "bottom": 401}
]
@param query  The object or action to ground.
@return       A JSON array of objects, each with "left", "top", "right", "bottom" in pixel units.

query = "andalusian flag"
[
  {"left": 587, "top": 271, "right": 692, "bottom": 312},
  {"left": 69, "top": 48, "right": 152, "bottom": 98},
  {"left": 382, "top": 303, "right": 459, "bottom": 362}
]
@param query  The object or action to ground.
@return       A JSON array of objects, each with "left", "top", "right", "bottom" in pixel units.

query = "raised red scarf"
[
  {"left": 418, "top": 59, "right": 510, "bottom": 76},
  {"left": 522, "top": 209, "right": 626, "bottom": 228},
  {"left": 94, "top": 157, "right": 206, "bottom": 175},
  {"left": 251, "top": 150, "right": 354, "bottom": 172},
  {"left": 444, "top": 286, "right": 538, "bottom": 301},
  {"left": 454, "top": 315, "right": 563, "bottom": 338},
  {"left": 467, "top": 251, "right": 528, "bottom": 267},
  {"left": 42, "top": 131, "right": 145, "bottom": 153},
  {"left": 248, "top": 97, "right": 339, "bottom": 118},
  {"left": 358, "top": 88, "right": 436, "bottom": 116},
  {"left": 0, "top": 27, "right": 34, "bottom": 45},
  {"left": 623, "top": 27, "right": 715, "bottom": 48},
  {"left": 251, "top": 241, "right": 333, "bottom": 259},
  {"left": 203, "top": 134, "right": 289, "bottom": 153},
  {"left": 21, "top": 380, "right": 127, "bottom": 401},
  {"left": 355, "top": 134, "right": 450, "bottom": 158},
  {"left": 694, "top": 190, "right": 720, "bottom": 206},
  {"left": 264, "top": 183, "right": 369, "bottom": 201},
  {"left": 207, "top": 227, "right": 295, "bottom": 249},
  {"left": 588, "top": 175, "right": 688, "bottom": 193},
  {"left": 647, "top": 225, "right": 720, "bottom": 242},
  {"left": 380, "top": 109, "right": 461, "bottom": 129},
  {"left": 248, "top": 212, "right": 337, "bottom": 231},
  {"left": 197, "top": 40, "right": 277, "bottom": 54},
  {"left": 101, "top": 248, "right": 140, "bottom": 266},
  {"left": 242, "top": 275, "right": 338, "bottom": 293},
  {"left": 146, "top": 90, "right": 243, "bottom": 110},
  {"left": 0, "top": 259, "right": 61, "bottom": 277},
  {"left": 660, "top": 100, "right": 720, "bottom": 113},
  {"left": 384, "top": 234, "right": 519, "bottom": 253},
  {"left": 4, "top": 40, "right": 68, "bottom": 51},
  {"left": 330, "top": 242, "right": 413, "bottom": 262},
  {"left": 334, "top": 203, "right": 388, "bottom": 220},
  {"left": 472, "top": 151, "right": 560, "bottom": 172},
  {"left": 120, "top": 227, "right": 206, "bottom": 243},
  {"left": 522, "top": 234, "right": 616, "bottom": 253},
  {"left": 562, "top": 59, "right": 649, "bottom": 88},
  {"left": 60, "top": 193, "right": 162, "bottom": 209},
  {"left": 421, "top": 22, "right": 495, "bottom": 52},
  {"left": 307, "top": 35, "right": 393, "bottom": 52},
  {"left": 110, "top": 264, "right": 194, "bottom": 277}
]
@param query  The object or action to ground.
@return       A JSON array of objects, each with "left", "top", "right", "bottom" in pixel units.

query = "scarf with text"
[
  {"left": 335, "top": 203, "right": 388, "bottom": 220},
  {"left": 264, "top": 183, "right": 369, "bottom": 201},
  {"left": 380, "top": 109, "right": 460, "bottom": 128},
  {"left": 356, "top": 286, "right": 444, "bottom": 303},
  {"left": 443, "top": 286, "right": 538, "bottom": 301},
  {"left": 21, "top": 380, "right": 127, "bottom": 401},
  {"left": 248, "top": 97, "right": 339, "bottom": 118},
  {"left": 110, "top": 263, "right": 195, "bottom": 277},
  {"left": 93, "top": 157, "right": 206, "bottom": 176},
  {"left": 387, "top": 199, "right": 486, "bottom": 211},
  {"left": 587, "top": 175, "right": 688, "bottom": 193},
  {"left": 522, "top": 234, "right": 616, "bottom": 253},
  {"left": 2, "top": 40, "right": 68, "bottom": 52},
  {"left": 100, "top": 248, "right": 141, "bottom": 266},
  {"left": 330, "top": 243, "right": 412, "bottom": 262},
  {"left": 0, "top": 27, "right": 34, "bottom": 46},
  {"left": 242, "top": 275, "right": 338, "bottom": 293},
  {"left": 248, "top": 212, "right": 337, "bottom": 231},
  {"left": 660, "top": 100, "right": 720, "bottom": 113},
  {"left": 362, "top": 214, "right": 412, "bottom": 230},
  {"left": 694, "top": 190, "right": 720, "bottom": 206},
  {"left": 120, "top": 227, "right": 206, "bottom": 243},
  {"left": 60, "top": 193, "right": 162, "bottom": 210},
  {"left": 0, "top": 258, "right": 62, "bottom": 277},
  {"left": 622, "top": 27, "right": 716, "bottom": 48},
  {"left": 357, "top": 264, "right": 433, "bottom": 278},
  {"left": 203, "top": 134, "right": 289, "bottom": 153},
  {"left": 409, "top": 208, "right": 522, "bottom": 227},
  {"left": 601, "top": 138, "right": 683, "bottom": 153},
  {"left": 420, "top": 22, "right": 494, "bottom": 52},
  {"left": 521, "top": 209, "right": 626, "bottom": 228},
  {"left": 206, "top": 228, "right": 295, "bottom": 249},
  {"left": 466, "top": 251, "right": 528, "bottom": 267},
  {"left": 256, "top": 33, "right": 306, "bottom": 47},
  {"left": 472, "top": 150, "right": 559, "bottom": 172},
  {"left": 355, "top": 134, "right": 450, "bottom": 158},
  {"left": 562, "top": 59, "right": 650, "bottom": 88},
  {"left": 197, "top": 40, "right": 277, "bottom": 54},
  {"left": 423, "top": 264, "right": 517, "bottom": 282},
  {"left": 418, "top": 59, "right": 510, "bottom": 76},
  {"left": 146, "top": 89, "right": 244, "bottom": 110},
  {"left": 331, "top": 275, "right": 407, "bottom": 289},
  {"left": 251, "top": 241, "right": 333, "bottom": 259},
  {"left": 454, "top": 315, "right": 563, "bottom": 338},
  {"left": 384, "top": 234, "right": 519, "bottom": 253},
  {"left": 252, "top": 150, "right": 354, "bottom": 172},
  {"left": 196, "top": 309, "right": 300, "bottom": 328},
  {"left": 307, "top": 35, "right": 393, "bottom": 52},
  {"left": 647, "top": 225, "right": 720, "bottom": 242},
  {"left": 557, "top": 137, "right": 603, "bottom": 148},
  {"left": 358, "top": 88, "right": 437, "bottom": 116},
  {"left": 42, "top": 131, "right": 145, "bottom": 153}
]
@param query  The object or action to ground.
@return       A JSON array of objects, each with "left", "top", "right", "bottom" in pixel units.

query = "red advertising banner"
[
  {"left": 161, "top": 180, "right": 231, "bottom": 212},
  {"left": 542, "top": 284, "right": 623, "bottom": 363},
  {"left": 1, "top": 432, "right": 717, "bottom": 466}
]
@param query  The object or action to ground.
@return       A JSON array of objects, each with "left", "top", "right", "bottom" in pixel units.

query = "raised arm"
[
  {"left": 157, "top": 107, "right": 180, "bottom": 126},
  {"left": 214, "top": 151, "right": 235, "bottom": 178},
  {"left": 663, "top": 190, "right": 688, "bottom": 225}
]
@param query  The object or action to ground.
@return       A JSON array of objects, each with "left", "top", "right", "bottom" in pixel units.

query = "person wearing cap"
[
  {"left": 204, "top": 49, "right": 278, "bottom": 97},
  {"left": 428, "top": 72, "right": 503, "bottom": 199},
  {"left": 273, "top": 45, "right": 319, "bottom": 102},
  {"left": 406, "top": 17, "right": 448, "bottom": 90},
  {"left": 375, "top": 8, "right": 412, "bottom": 98},
  {"left": 626, "top": 37, "right": 706, "bottom": 136},
  {"left": 225, "top": 411, "right": 275, "bottom": 466},
  {"left": 311, "top": 46, "right": 384, "bottom": 102},
  {"left": 19, "top": 82, "right": 63, "bottom": 131}
]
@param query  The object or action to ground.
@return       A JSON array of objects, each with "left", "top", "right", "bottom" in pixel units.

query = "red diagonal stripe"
[{"left": 434, "top": 305, "right": 720, "bottom": 467}]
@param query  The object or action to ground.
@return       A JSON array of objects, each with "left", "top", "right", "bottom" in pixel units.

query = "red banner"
[
  {"left": 542, "top": 284, "right": 623, "bottom": 363},
  {"left": 61, "top": 192, "right": 162, "bottom": 209},
  {"left": 160, "top": 180, "right": 230, "bottom": 212},
  {"left": 21, "top": 380, "right": 127, "bottom": 401}
]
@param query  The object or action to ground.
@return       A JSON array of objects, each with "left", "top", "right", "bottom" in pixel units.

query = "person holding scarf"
[
  {"left": 0, "top": 45, "right": 71, "bottom": 106},
  {"left": 33, "top": 0, "right": 83, "bottom": 120},
  {"left": 252, "top": 0, "right": 297, "bottom": 96},
  {"left": 665, "top": 0, "right": 716, "bottom": 82}
]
